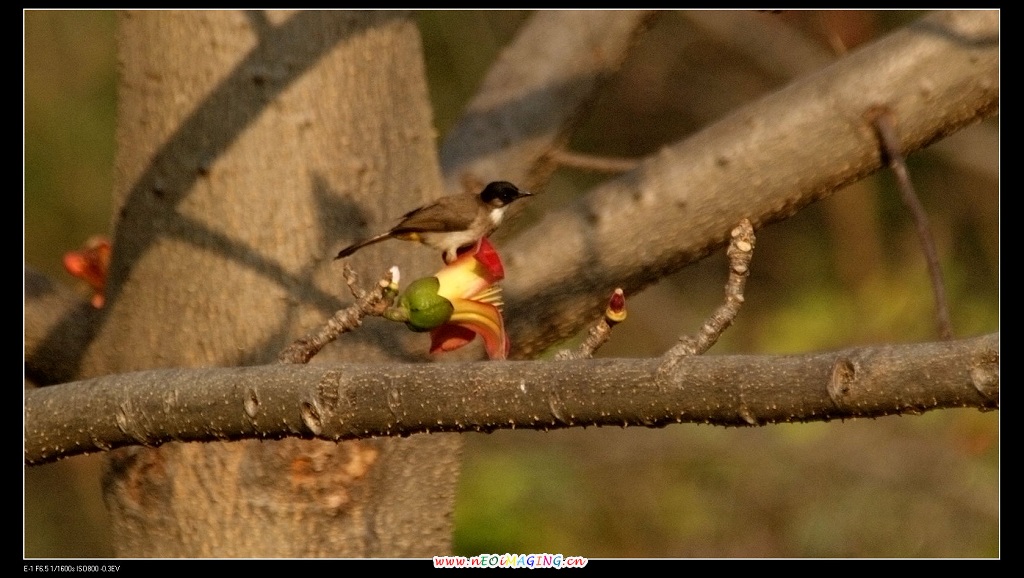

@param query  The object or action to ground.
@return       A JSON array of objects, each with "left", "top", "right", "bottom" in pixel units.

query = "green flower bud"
[{"left": 399, "top": 277, "right": 454, "bottom": 332}]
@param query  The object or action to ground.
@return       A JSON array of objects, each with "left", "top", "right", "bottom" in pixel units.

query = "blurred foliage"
[
  {"left": 24, "top": 10, "right": 116, "bottom": 283},
  {"left": 24, "top": 10, "right": 997, "bottom": 558}
]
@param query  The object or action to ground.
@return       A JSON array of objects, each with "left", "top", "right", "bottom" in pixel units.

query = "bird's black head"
[{"left": 479, "top": 181, "right": 532, "bottom": 207}]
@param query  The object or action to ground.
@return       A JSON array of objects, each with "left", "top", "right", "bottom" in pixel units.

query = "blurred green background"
[{"left": 25, "top": 10, "right": 998, "bottom": 558}]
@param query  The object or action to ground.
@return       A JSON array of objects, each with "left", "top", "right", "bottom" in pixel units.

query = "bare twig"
[
  {"left": 547, "top": 149, "right": 641, "bottom": 174},
  {"left": 277, "top": 266, "right": 399, "bottom": 364},
  {"left": 867, "top": 106, "right": 954, "bottom": 340},
  {"left": 815, "top": 11, "right": 851, "bottom": 56},
  {"left": 555, "top": 288, "right": 628, "bottom": 360},
  {"left": 501, "top": 10, "right": 996, "bottom": 358},
  {"left": 440, "top": 11, "right": 660, "bottom": 193},
  {"left": 661, "top": 219, "right": 755, "bottom": 370}
]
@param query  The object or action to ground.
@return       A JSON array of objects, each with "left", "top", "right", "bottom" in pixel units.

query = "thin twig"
[
  {"left": 547, "top": 149, "right": 642, "bottom": 174},
  {"left": 868, "top": 106, "right": 954, "bottom": 340},
  {"left": 277, "top": 266, "right": 399, "bottom": 364},
  {"left": 815, "top": 10, "right": 850, "bottom": 56},
  {"left": 555, "top": 288, "right": 627, "bottom": 360},
  {"left": 661, "top": 219, "right": 755, "bottom": 369}
]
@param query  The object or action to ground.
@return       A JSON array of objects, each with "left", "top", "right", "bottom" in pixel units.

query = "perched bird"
[{"left": 335, "top": 181, "right": 532, "bottom": 263}]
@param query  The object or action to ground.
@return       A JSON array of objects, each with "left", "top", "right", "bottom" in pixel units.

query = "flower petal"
[
  {"left": 473, "top": 237, "right": 505, "bottom": 282},
  {"left": 450, "top": 298, "right": 509, "bottom": 360},
  {"left": 428, "top": 298, "right": 509, "bottom": 360},
  {"left": 399, "top": 236, "right": 510, "bottom": 360},
  {"left": 63, "top": 236, "right": 111, "bottom": 308},
  {"left": 429, "top": 324, "right": 477, "bottom": 354},
  {"left": 434, "top": 238, "right": 505, "bottom": 301}
]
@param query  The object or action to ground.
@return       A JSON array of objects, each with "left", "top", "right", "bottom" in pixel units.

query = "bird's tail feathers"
[{"left": 334, "top": 232, "right": 393, "bottom": 260}]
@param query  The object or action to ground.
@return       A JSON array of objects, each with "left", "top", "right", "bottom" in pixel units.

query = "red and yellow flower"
[{"left": 388, "top": 238, "right": 509, "bottom": 360}]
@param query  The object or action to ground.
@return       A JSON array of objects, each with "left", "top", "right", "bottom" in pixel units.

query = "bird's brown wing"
[{"left": 390, "top": 195, "right": 479, "bottom": 233}]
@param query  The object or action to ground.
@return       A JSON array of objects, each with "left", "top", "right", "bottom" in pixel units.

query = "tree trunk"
[{"left": 93, "top": 10, "right": 459, "bottom": 557}]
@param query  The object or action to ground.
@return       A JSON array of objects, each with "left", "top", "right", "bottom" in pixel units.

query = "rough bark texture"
[
  {"left": 23, "top": 10, "right": 997, "bottom": 558},
  {"left": 24, "top": 266, "right": 102, "bottom": 386},
  {"left": 25, "top": 333, "right": 998, "bottom": 465},
  {"left": 499, "top": 10, "right": 998, "bottom": 357},
  {"left": 93, "top": 11, "right": 459, "bottom": 557},
  {"left": 439, "top": 10, "right": 660, "bottom": 193}
]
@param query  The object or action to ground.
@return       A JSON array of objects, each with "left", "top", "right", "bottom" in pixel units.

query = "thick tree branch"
[
  {"left": 23, "top": 11, "right": 658, "bottom": 386},
  {"left": 439, "top": 10, "right": 659, "bottom": 193},
  {"left": 500, "top": 9, "right": 998, "bottom": 357},
  {"left": 25, "top": 11, "right": 996, "bottom": 375},
  {"left": 684, "top": 10, "right": 835, "bottom": 80},
  {"left": 25, "top": 10, "right": 998, "bottom": 558},
  {"left": 26, "top": 332, "right": 998, "bottom": 466}
]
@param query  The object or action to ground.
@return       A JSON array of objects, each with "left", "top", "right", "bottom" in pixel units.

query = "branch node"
[
  {"left": 386, "top": 387, "right": 403, "bottom": 421},
  {"left": 343, "top": 264, "right": 364, "bottom": 299},
  {"left": 969, "top": 364, "right": 999, "bottom": 407},
  {"left": 244, "top": 387, "right": 260, "bottom": 420},
  {"left": 548, "top": 391, "right": 569, "bottom": 425},
  {"left": 827, "top": 357, "right": 857, "bottom": 407},
  {"left": 737, "top": 404, "right": 758, "bottom": 426},
  {"left": 300, "top": 400, "right": 323, "bottom": 436}
]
